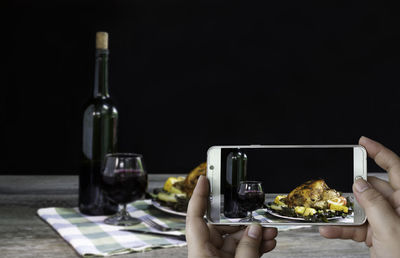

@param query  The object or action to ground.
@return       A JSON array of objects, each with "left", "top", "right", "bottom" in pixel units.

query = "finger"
[
  {"left": 207, "top": 225, "right": 245, "bottom": 248},
  {"left": 319, "top": 225, "right": 368, "bottom": 242},
  {"left": 222, "top": 227, "right": 277, "bottom": 255},
  {"left": 220, "top": 236, "right": 238, "bottom": 256},
  {"left": 366, "top": 224, "right": 373, "bottom": 247},
  {"left": 359, "top": 136, "right": 400, "bottom": 190},
  {"left": 207, "top": 224, "right": 245, "bottom": 248},
  {"left": 388, "top": 190, "right": 400, "bottom": 216},
  {"left": 186, "top": 176, "right": 210, "bottom": 244},
  {"left": 187, "top": 175, "right": 209, "bottom": 219},
  {"left": 353, "top": 178, "right": 400, "bottom": 236},
  {"left": 369, "top": 177, "right": 400, "bottom": 214},
  {"left": 368, "top": 176, "right": 394, "bottom": 199},
  {"left": 260, "top": 239, "right": 277, "bottom": 254},
  {"left": 259, "top": 228, "right": 278, "bottom": 255},
  {"left": 370, "top": 247, "right": 377, "bottom": 258},
  {"left": 213, "top": 225, "right": 245, "bottom": 235},
  {"left": 224, "top": 227, "right": 278, "bottom": 246},
  {"left": 262, "top": 227, "right": 278, "bottom": 240},
  {"left": 207, "top": 224, "right": 224, "bottom": 248},
  {"left": 220, "top": 229, "right": 245, "bottom": 255},
  {"left": 235, "top": 224, "right": 263, "bottom": 258}
]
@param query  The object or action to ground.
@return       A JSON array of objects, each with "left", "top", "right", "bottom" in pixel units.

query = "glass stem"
[
  {"left": 248, "top": 211, "right": 252, "bottom": 220},
  {"left": 120, "top": 204, "right": 129, "bottom": 220}
]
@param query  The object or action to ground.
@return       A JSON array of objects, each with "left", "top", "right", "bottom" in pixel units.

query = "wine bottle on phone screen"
[
  {"left": 224, "top": 150, "right": 248, "bottom": 218},
  {"left": 79, "top": 32, "right": 119, "bottom": 215}
]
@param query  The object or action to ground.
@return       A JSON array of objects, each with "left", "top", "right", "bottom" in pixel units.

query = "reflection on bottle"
[{"left": 224, "top": 150, "right": 247, "bottom": 218}]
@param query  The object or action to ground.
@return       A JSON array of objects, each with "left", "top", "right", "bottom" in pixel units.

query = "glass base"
[
  {"left": 239, "top": 211, "right": 260, "bottom": 223},
  {"left": 104, "top": 207, "right": 141, "bottom": 226}
]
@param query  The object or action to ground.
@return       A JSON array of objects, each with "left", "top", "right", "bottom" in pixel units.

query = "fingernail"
[
  {"left": 354, "top": 178, "right": 370, "bottom": 193},
  {"left": 360, "top": 136, "right": 374, "bottom": 144},
  {"left": 248, "top": 224, "right": 261, "bottom": 239}
]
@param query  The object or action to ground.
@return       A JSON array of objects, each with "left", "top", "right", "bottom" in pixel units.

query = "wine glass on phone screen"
[
  {"left": 101, "top": 153, "right": 148, "bottom": 226},
  {"left": 238, "top": 181, "right": 265, "bottom": 222}
]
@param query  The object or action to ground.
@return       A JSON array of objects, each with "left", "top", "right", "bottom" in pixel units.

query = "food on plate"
[
  {"left": 163, "top": 176, "right": 185, "bottom": 194},
  {"left": 286, "top": 179, "right": 340, "bottom": 209},
  {"left": 178, "top": 162, "right": 207, "bottom": 198},
  {"left": 152, "top": 162, "right": 207, "bottom": 212},
  {"left": 266, "top": 179, "right": 353, "bottom": 222},
  {"left": 155, "top": 190, "right": 188, "bottom": 212}
]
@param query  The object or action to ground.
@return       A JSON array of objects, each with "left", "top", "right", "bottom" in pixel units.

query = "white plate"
[
  {"left": 265, "top": 208, "right": 342, "bottom": 221},
  {"left": 151, "top": 200, "right": 187, "bottom": 217}
]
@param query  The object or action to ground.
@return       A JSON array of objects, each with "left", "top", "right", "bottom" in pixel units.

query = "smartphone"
[{"left": 206, "top": 145, "right": 367, "bottom": 226}]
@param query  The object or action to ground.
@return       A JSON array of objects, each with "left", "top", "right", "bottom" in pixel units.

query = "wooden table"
[{"left": 0, "top": 174, "right": 384, "bottom": 258}]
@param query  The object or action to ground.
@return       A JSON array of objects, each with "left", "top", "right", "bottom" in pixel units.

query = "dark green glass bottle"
[
  {"left": 224, "top": 150, "right": 247, "bottom": 218},
  {"left": 79, "top": 32, "right": 119, "bottom": 215}
]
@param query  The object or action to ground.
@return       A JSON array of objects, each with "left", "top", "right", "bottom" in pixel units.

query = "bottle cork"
[{"left": 96, "top": 32, "right": 108, "bottom": 50}]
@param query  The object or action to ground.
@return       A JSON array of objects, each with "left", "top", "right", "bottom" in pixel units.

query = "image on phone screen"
[{"left": 210, "top": 147, "right": 364, "bottom": 224}]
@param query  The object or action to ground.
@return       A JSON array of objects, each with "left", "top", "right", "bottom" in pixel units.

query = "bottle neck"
[{"left": 93, "top": 49, "right": 110, "bottom": 99}]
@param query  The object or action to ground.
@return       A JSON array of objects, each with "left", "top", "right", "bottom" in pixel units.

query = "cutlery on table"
[
  {"left": 140, "top": 215, "right": 182, "bottom": 232},
  {"left": 121, "top": 229, "right": 186, "bottom": 241}
]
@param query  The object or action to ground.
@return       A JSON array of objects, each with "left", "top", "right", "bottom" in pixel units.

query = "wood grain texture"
[{"left": 0, "top": 174, "right": 382, "bottom": 257}]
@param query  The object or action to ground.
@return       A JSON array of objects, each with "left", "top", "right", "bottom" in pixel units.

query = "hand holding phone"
[
  {"left": 320, "top": 137, "right": 400, "bottom": 257},
  {"left": 186, "top": 175, "right": 278, "bottom": 258}
]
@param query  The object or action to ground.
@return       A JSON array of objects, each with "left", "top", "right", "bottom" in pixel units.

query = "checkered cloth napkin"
[{"left": 37, "top": 200, "right": 186, "bottom": 257}]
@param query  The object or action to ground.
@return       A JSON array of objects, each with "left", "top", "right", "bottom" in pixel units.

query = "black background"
[
  {"left": 221, "top": 148, "right": 354, "bottom": 192},
  {"left": 2, "top": 0, "right": 400, "bottom": 174}
]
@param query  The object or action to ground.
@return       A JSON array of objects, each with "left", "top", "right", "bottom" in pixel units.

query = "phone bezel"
[{"left": 206, "top": 145, "right": 367, "bottom": 226}]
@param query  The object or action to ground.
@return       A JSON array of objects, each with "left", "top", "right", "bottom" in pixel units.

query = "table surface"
[{"left": 0, "top": 173, "right": 387, "bottom": 258}]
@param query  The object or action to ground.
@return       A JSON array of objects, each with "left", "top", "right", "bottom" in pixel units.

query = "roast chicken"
[{"left": 285, "top": 179, "right": 340, "bottom": 209}]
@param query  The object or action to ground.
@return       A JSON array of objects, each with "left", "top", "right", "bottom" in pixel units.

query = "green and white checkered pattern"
[{"left": 37, "top": 200, "right": 186, "bottom": 257}]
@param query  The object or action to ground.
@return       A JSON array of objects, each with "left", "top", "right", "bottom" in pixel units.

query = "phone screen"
[{"left": 209, "top": 147, "right": 365, "bottom": 225}]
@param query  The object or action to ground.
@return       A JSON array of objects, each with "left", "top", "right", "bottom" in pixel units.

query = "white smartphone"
[{"left": 206, "top": 145, "right": 367, "bottom": 226}]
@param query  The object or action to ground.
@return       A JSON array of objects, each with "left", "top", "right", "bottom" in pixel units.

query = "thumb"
[
  {"left": 235, "top": 224, "right": 262, "bottom": 258},
  {"left": 353, "top": 178, "right": 399, "bottom": 236}
]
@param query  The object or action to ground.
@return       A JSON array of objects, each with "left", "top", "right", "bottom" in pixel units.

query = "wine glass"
[
  {"left": 237, "top": 181, "right": 265, "bottom": 222},
  {"left": 101, "top": 153, "right": 148, "bottom": 226}
]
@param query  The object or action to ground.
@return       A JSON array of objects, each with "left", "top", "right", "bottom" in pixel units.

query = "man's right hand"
[{"left": 319, "top": 136, "right": 400, "bottom": 258}]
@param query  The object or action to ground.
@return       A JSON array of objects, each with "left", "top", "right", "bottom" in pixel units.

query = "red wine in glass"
[
  {"left": 101, "top": 153, "right": 148, "bottom": 226},
  {"left": 237, "top": 181, "right": 264, "bottom": 222},
  {"left": 102, "top": 169, "right": 148, "bottom": 204}
]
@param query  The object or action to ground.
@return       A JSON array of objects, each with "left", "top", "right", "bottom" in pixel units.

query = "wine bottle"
[
  {"left": 224, "top": 150, "right": 248, "bottom": 218},
  {"left": 79, "top": 32, "right": 119, "bottom": 215}
]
